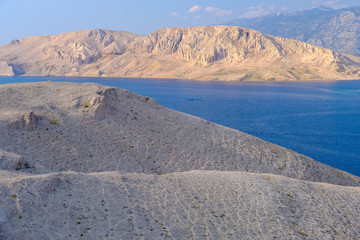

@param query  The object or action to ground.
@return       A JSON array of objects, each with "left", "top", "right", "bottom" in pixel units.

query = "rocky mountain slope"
[
  {"left": 1, "top": 26, "right": 360, "bottom": 81},
  {"left": 0, "top": 82, "right": 359, "bottom": 239},
  {"left": 225, "top": 6, "right": 360, "bottom": 57}
]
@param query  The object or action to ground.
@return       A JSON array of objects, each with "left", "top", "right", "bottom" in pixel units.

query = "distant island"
[{"left": 1, "top": 26, "right": 360, "bottom": 81}]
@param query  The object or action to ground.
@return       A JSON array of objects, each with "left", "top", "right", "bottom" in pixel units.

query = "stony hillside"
[
  {"left": 1, "top": 170, "right": 359, "bottom": 239},
  {"left": 1, "top": 82, "right": 359, "bottom": 185},
  {"left": 1, "top": 82, "right": 360, "bottom": 239},
  {"left": 225, "top": 6, "right": 360, "bottom": 57},
  {"left": 1, "top": 26, "right": 360, "bottom": 81},
  {"left": 0, "top": 29, "right": 136, "bottom": 76},
  {"left": 0, "top": 82, "right": 359, "bottom": 239}
]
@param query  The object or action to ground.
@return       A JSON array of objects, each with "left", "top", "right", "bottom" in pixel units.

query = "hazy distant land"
[
  {"left": 1, "top": 26, "right": 360, "bottom": 81},
  {"left": 224, "top": 6, "right": 360, "bottom": 57},
  {"left": 0, "top": 82, "right": 359, "bottom": 239}
]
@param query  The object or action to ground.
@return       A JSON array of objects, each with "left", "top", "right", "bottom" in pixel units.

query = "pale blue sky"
[{"left": 0, "top": 0, "right": 359, "bottom": 45}]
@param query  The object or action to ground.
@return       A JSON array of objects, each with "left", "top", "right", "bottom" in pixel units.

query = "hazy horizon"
[{"left": 0, "top": 0, "right": 359, "bottom": 45}]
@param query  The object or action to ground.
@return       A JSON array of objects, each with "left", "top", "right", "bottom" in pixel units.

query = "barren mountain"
[
  {"left": 225, "top": 6, "right": 360, "bottom": 56},
  {"left": 0, "top": 82, "right": 359, "bottom": 239},
  {"left": 1, "top": 26, "right": 360, "bottom": 81}
]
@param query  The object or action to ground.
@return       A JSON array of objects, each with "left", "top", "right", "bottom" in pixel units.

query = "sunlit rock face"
[
  {"left": 0, "top": 61, "right": 14, "bottom": 76},
  {"left": 1, "top": 26, "right": 360, "bottom": 81}
]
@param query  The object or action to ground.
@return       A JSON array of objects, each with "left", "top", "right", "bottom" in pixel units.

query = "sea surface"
[{"left": 1, "top": 76, "right": 360, "bottom": 176}]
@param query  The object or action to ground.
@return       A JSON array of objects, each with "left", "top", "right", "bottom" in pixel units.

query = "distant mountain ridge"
[
  {"left": 224, "top": 6, "right": 360, "bottom": 56},
  {"left": 0, "top": 26, "right": 360, "bottom": 81}
]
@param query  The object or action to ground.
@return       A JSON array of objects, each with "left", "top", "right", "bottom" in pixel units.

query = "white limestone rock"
[{"left": 0, "top": 61, "right": 14, "bottom": 76}]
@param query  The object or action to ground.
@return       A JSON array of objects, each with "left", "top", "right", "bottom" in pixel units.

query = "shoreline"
[{"left": 2, "top": 75, "right": 360, "bottom": 84}]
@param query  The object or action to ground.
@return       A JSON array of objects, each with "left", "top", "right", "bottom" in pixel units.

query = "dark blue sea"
[{"left": 1, "top": 76, "right": 360, "bottom": 177}]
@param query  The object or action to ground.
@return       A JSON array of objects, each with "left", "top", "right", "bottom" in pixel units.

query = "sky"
[{"left": 0, "top": 0, "right": 359, "bottom": 45}]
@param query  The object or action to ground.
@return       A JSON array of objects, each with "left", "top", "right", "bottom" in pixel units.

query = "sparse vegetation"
[
  {"left": 50, "top": 119, "right": 59, "bottom": 125},
  {"left": 298, "top": 231, "right": 308, "bottom": 237}
]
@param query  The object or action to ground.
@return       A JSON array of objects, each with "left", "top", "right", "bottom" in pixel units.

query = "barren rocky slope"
[
  {"left": 1, "top": 26, "right": 360, "bottom": 81},
  {"left": 1, "top": 171, "right": 359, "bottom": 239},
  {"left": 0, "top": 82, "right": 359, "bottom": 239},
  {"left": 225, "top": 6, "right": 360, "bottom": 57}
]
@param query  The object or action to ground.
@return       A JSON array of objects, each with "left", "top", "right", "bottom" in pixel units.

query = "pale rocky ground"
[
  {"left": 0, "top": 82, "right": 359, "bottom": 239},
  {"left": 0, "top": 26, "right": 360, "bottom": 81}
]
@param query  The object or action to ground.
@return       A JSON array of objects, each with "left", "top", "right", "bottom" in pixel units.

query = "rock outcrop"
[
  {"left": 1, "top": 26, "right": 360, "bottom": 80},
  {"left": 0, "top": 61, "right": 14, "bottom": 76},
  {"left": 9, "top": 111, "right": 38, "bottom": 130}
]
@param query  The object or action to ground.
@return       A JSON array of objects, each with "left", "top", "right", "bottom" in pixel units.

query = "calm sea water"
[{"left": 1, "top": 76, "right": 360, "bottom": 176}]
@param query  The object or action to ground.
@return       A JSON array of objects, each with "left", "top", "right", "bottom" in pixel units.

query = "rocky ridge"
[
  {"left": 1, "top": 26, "right": 360, "bottom": 80},
  {"left": 0, "top": 82, "right": 359, "bottom": 239},
  {"left": 225, "top": 6, "right": 360, "bottom": 57}
]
